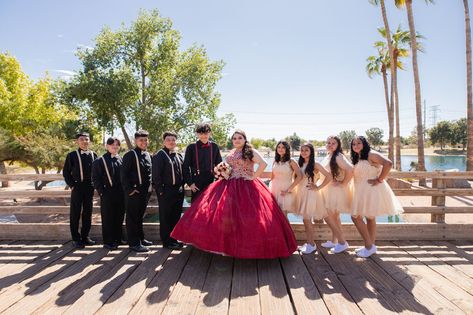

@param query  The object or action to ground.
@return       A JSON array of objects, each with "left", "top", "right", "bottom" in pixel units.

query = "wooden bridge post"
[{"left": 431, "top": 178, "right": 446, "bottom": 223}]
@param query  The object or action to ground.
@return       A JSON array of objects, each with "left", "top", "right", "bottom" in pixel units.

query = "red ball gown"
[{"left": 171, "top": 149, "right": 297, "bottom": 259}]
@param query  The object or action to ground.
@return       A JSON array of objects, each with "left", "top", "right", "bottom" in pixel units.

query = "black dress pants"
[
  {"left": 157, "top": 185, "right": 184, "bottom": 245},
  {"left": 100, "top": 188, "right": 125, "bottom": 244},
  {"left": 125, "top": 186, "right": 149, "bottom": 247},
  {"left": 70, "top": 182, "right": 94, "bottom": 242}
]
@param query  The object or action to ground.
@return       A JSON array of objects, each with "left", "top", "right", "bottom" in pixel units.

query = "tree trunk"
[
  {"left": 33, "top": 165, "right": 40, "bottom": 190},
  {"left": 120, "top": 123, "right": 133, "bottom": 150},
  {"left": 382, "top": 68, "right": 394, "bottom": 162},
  {"left": 0, "top": 161, "right": 10, "bottom": 188},
  {"left": 465, "top": 0, "right": 473, "bottom": 171},
  {"left": 379, "top": 0, "right": 396, "bottom": 163},
  {"left": 406, "top": 0, "right": 426, "bottom": 185},
  {"left": 36, "top": 167, "right": 51, "bottom": 190},
  {"left": 394, "top": 53, "right": 402, "bottom": 170}
]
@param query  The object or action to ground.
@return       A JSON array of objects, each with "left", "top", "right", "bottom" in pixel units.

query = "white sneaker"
[
  {"left": 354, "top": 246, "right": 364, "bottom": 253},
  {"left": 356, "top": 245, "right": 377, "bottom": 258},
  {"left": 300, "top": 243, "right": 317, "bottom": 254},
  {"left": 298, "top": 243, "right": 307, "bottom": 252},
  {"left": 321, "top": 240, "right": 336, "bottom": 248},
  {"left": 331, "top": 242, "right": 349, "bottom": 254}
]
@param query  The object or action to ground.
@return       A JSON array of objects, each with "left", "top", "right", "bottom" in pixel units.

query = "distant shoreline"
[
  {"left": 399, "top": 147, "right": 467, "bottom": 156},
  {"left": 237, "top": 147, "right": 467, "bottom": 159}
]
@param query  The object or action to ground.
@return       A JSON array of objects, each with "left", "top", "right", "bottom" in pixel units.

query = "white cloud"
[
  {"left": 57, "top": 34, "right": 64, "bottom": 38},
  {"left": 53, "top": 69, "right": 77, "bottom": 81},
  {"left": 54, "top": 70, "right": 77, "bottom": 76}
]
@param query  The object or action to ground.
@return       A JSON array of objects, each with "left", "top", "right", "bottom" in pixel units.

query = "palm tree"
[
  {"left": 377, "top": 26, "right": 422, "bottom": 170},
  {"left": 464, "top": 0, "right": 473, "bottom": 171},
  {"left": 366, "top": 53, "right": 394, "bottom": 162},
  {"left": 395, "top": 0, "right": 433, "bottom": 178},
  {"left": 369, "top": 0, "right": 397, "bottom": 162}
]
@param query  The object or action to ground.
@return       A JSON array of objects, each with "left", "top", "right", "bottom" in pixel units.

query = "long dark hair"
[
  {"left": 275, "top": 140, "right": 291, "bottom": 163},
  {"left": 350, "top": 136, "right": 371, "bottom": 165},
  {"left": 328, "top": 136, "right": 343, "bottom": 179},
  {"left": 298, "top": 142, "right": 316, "bottom": 182},
  {"left": 232, "top": 129, "right": 254, "bottom": 160}
]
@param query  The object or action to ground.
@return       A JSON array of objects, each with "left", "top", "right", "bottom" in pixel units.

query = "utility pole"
[
  {"left": 429, "top": 105, "right": 440, "bottom": 126},
  {"left": 423, "top": 100, "right": 427, "bottom": 139}
]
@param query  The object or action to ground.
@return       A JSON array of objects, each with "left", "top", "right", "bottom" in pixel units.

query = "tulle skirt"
[
  {"left": 351, "top": 180, "right": 403, "bottom": 218},
  {"left": 171, "top": 178, "right": 297, "bottom": 259},
  {"left": 321, "top": 182, "right": 353, "bottom": 214},
  {"left": 270, "top": 179, "right": 295, "bottom": 212},
  {"left": 293, "top": 180, "right": 327, "bottom": 220}
]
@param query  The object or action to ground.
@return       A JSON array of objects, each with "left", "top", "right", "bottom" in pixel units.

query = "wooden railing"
[
  {"left": 0, "top": 171, "right": 472, "bottom": 241},
  {"left": 387, "top": 171, "right": 473, "bottom": 223}
]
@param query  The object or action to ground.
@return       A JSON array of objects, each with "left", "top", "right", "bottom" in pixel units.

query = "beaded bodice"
[{"left": 226, "top": 149, "right": 254, "bottom": 179}]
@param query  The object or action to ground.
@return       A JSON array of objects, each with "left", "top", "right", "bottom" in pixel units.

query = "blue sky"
[{"left": 0, "top": 0, "right": 468, "bottom": 141}]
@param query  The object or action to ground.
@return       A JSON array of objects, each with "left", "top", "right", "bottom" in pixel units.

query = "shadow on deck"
[{"left": 0, "top": 240, "right": 472, "bottom": 314}]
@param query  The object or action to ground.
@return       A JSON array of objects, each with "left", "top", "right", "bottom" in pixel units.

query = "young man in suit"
[
  {"left": 121, "top": 130, "right": 153, "bottom": 252},
  {"left": 152, "top": 131, "right": 185, "bottom": 250},
  {"left": 92, "top": 137, "right": 125, "bottom": 250},
  {"left": 63, "top": 132, "right": 98, "bottom": 248},
  {"left": 183, "top": 123, "right": 222, "bottom": 201}
]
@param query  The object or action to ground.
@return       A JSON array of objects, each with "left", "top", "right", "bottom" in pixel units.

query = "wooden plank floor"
[{"left": 0, "top": 241, "right": 472, "bottom": 314}]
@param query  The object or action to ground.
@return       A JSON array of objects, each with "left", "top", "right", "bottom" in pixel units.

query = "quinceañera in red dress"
[{"left": 171, "top": 140, "right": 297, "bottom": 259}]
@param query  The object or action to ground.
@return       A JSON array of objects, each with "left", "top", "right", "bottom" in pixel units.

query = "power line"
[{"left": 219, "top": 107, "right": 416, "bottom": 116}]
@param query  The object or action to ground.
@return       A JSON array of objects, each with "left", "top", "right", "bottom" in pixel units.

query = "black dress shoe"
[
  {"left": 73, "top": 241, "right": 85, "bottom": 249},
  {"left": 103, "top": 243, "right": 118, "bottom": 250},
  {"left": 130, "top": 245, "right": 149, "bottom": 252},
  {"left": 164, "top": 242, "right": 184, "bottom": 250},
  {"left": 116, "top": 239, "right": 127, "bottom": 246},
  {"left": 141, "top": 239, "right": 152, "bottom": 246},
  {"left": 82, "top": 237, "right": 96, "bottom": 246}
]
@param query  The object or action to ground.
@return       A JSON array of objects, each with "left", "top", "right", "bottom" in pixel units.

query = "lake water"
[
  {"left": 264, "top": 154, "right": 467, "bottom": 172},
  {"left": 400, "top": 155, "right": 466, "bottom": 171}
]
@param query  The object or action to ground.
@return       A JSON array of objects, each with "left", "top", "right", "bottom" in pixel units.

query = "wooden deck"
[{"left": 0, "top": 241, "right": 472, "bottom": 314}]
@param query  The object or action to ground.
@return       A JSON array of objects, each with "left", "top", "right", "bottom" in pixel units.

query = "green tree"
[
  {"left": 0, "top": 53, "right": 71, "bottom": 135},
  {"left": 67, "top": 9, "right": 227, "bottom": 150},
  {"left": 451, "top": 118, "right": 467, "bottom": 151},
  {"left": 406, "top": 127, "right": 419, "bottom": 146},
  {"left": 429, "top": 121, "right": 453, "bottom": 151},
  {"left": 311, "top": 139, "right": 326, "bottom": 148},
  {"left": 338, "top": 130, "right": 357, "bottom": 152},
  {"left": 251, "top": 138, "right": 264, "bottom": 149},
  {"left": 285, "top": 133, "right": 304, "bottom": 153},
  {"left": 369, "top": 0, "right": 397, "bottom": 163},
  {"left": 395, "top": 0, "right": 433, "bottom": 175},
  {"left": 262, "top": 138, "right": 277, "bottom": 150},
  {"left": 376, "top": 25, "right": 423, "bottom": 170},
  {"left": 365, "top": 127, "right": 384, "bottom": 150},
  {"left": 209, "top": 114, "right": 236, "bottom": 148},
  {"left": 366, "top": 48, "right": 394, "bottom": 162},
  {"left": 0, "top": 53, "right": 76, "bottom": 187}
]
